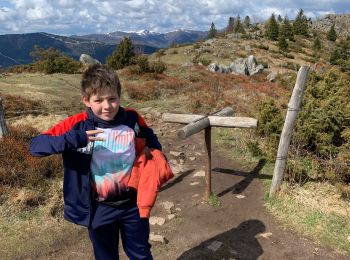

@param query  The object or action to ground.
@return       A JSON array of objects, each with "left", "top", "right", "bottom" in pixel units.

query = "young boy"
[{"left": 30, "top": 64, "right": 162, "bottom": 259}]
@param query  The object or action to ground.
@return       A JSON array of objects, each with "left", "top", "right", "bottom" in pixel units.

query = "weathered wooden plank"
[
  {"left": 162, "top": 107, "right": 234, "bottom": 124},
  {"left": 177, "top": 108, "right": 234, "bottom": 139},
  {"left": 269, "top": 66, "right": 310, "bottom": 197},
  {"left": 0, "top": 97, "right": 8, "bottom": 138},
  {"left": 162, "top": 113, "right": 203, "bottom": 124},
  {"left": 208, "top": 116, "right": 257, "bottom": 128}
]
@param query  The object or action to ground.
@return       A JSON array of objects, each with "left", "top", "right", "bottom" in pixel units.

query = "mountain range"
[{"left": 0, "top": 30, "right": 207, "bottom": 68}]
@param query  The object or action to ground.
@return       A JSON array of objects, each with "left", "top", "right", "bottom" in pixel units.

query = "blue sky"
[{"left": 0, "top": 0, "right": 349, "bottom": 35}]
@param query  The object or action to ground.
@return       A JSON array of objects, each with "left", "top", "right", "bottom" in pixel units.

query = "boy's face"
[{"left": 83, "top": 89, "right": 120, "bottom": 121}]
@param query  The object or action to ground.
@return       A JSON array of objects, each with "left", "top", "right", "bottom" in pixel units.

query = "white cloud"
[{"left": 0, "top": 0, "right": 349, "bottom": 35}]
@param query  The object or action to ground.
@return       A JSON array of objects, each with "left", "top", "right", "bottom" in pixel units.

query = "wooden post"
[
  {"left": 205, "top": 126, "right": 211, "bottom": 201},
  {"left": 269, "top": 66, "right": 310, "bottom": 197},
  {"left": 0, "top": 97, "right": 8, "bottom": 138},
  {"left": 162, "top": 108, "right": 258, "bottom": 201}
]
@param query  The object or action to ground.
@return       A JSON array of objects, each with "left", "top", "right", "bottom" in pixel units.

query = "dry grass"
[
  {"left": 0, "top": 125, "right": 62, "bottom": 189},
  {"left": 0, "top": 73, "right": 82, "bottom": 115},
  {"left": 282, "top": 182, "right": 350, "bottom": 219},
  {"left": 266, "top": 182, "right": 350, "bottom": 254}
]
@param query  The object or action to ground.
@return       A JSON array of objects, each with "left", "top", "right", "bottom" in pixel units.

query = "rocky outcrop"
[
  {"left": 79, "top": 54, "right": 101, "bottom": 67},
  {"left": 208, "top": 55, "right": 264, "bottom": 76},
  {"left": 311, "top": 14, "right": 350, "bottom": 38}
]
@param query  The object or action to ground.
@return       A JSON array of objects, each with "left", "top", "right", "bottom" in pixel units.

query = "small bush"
[
  {"left": 128, "top": 56, "right": 167, "bottom": 74},
  {"left": 0, "top": 125, "right": 62, "bottom": 188},
  {"left": 281, "top": 52, "right": 295, "bottom": 59},
  {"left": 252, "top": 43, "right": 270, "bottom": 51},
  {"left": 281, "top": 62, "right": 300, "bottom": 71},
  {"left": 198, "top": 58, "right": 212, "bottom": 66},
  {"left": 124, "top": 81, "right": 160, "bottom": 100},
  {"left": 193, "top": 42, "right": 201, "bottom": 49},
  {"left": 246, "top": 140, "right": 263, "bottom": 157},
  {"left": 285, "top": 159, "right": 310, "bottom": 185},
  {"left": 31, "top": 45, "right": 81, "bottom": 74},
  {"left": 150, "top": 61, "right": 167, "bottom": 73}
]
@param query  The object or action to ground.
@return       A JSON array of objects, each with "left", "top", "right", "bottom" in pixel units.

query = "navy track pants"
[{"left": 88, "top": 203, "right": 152, "bottom": 260}]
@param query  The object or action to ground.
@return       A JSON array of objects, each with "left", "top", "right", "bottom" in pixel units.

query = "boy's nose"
[{"left": 102, "top": 100, "right": 112, "bottom": 109}]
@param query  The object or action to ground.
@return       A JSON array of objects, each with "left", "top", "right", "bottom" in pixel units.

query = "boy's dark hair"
[{"left": 81, "top": 64, "right": 121, "bottom": 99}]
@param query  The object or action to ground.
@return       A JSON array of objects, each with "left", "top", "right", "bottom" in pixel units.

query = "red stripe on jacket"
[{"left": 43, "top": 111, "right": 88, "bottom": 136}]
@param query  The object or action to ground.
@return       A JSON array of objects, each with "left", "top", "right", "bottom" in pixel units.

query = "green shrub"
[
  {"left": 256, "top": 100, "right": 284, "bottom": 159},
  {"left": 281, "top": 52, "right": 295, "bottom": 59},
  {"left": 107, "top": 37, "right": 135, "bottom": 70},
  {"left": 193, "top": 42, "right": 201, "bottom": 49},
  {"left": 198, "top": 57, "right": 212, "bottom": 66},
  {"left": 150, "top": 61, "right": 167, "bottom": 73},
  {"left": 256, "top": 44, "right": 269, "bottom": 50},
  {"left": 281, "top": 62, "right": 300, "bottom": 71},
  {"left": 295, "top": 70, "right": 349, "bottom": 158},
  {"left": 128, "top": 56, "right": 166, "bottom": 74},
  {"left": 246, "top": 140, "right": 263, "bottom": 157},
  {"left": 30, "top": 45, "right": 81, "bottom": 74}
]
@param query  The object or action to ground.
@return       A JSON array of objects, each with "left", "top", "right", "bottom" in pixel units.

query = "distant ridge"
[
  {"left": 71, "top": 29, "right": 208, "bottom": 48},
  {"left": 0, "top": 32, "right": 157, "bottom": 68}
]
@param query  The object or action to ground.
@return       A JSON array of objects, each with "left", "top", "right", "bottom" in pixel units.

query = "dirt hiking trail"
[{"left": 35, "top": 120, "right": 348, "bottom": 260}]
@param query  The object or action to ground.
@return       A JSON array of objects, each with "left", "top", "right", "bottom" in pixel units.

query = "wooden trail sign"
[
  {"left": 163, "top": 107, "right": 258, "bottom": 200},
  {"left": 269, "top": 66, "right": 310, "bottom": 197},
  {"left": 0, "top": 97, "right": 8, "bottom": 138}
]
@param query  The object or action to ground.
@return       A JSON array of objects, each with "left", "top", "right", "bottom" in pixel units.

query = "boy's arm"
[
  {"left": 30, "top": 129, "right": 88, "bottom": 157},
  {"left": 29, "top": 113, "right": 90, "bottom": 157},
  {"left": 143, "top": 127, "right": 162, "bottom": 150}
]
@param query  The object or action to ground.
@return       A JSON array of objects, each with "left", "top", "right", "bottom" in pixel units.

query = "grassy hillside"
[{"left": 0, "top": 25, "right": 349, "bottom": 258}]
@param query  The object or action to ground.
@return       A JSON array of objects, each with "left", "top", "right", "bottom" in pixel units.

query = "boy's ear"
[{"left": 82, "top": 96, "right": 91, "bottom": 107}]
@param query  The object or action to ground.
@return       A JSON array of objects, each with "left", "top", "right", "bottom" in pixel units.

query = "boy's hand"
[{"left": 86, "top": 130, "right": 105, "bottom": 142}]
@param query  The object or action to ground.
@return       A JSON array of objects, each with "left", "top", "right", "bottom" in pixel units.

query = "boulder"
[
  {"left": 204, "top": 39, "right": 215, "bottom": 45},
  {"left": 229, "top": 58, "right": 249, "bottom": 75},
  {"left": 250, "top": 64, "right": 265, "bottom": 76},
  {"left": 207, "top": 63, "right": 219, "bottom": 73},
  {"left": 266, "top": 71, "right": 278, "bottom": 82},
  {"left": 209, "top": 55, "right": 264, "bottom": 76},
  {"left": 79, "top": 54, "right": 101, "bottom": 67}
]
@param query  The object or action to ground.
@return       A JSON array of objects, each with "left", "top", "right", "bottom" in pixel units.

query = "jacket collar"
[{"left": 86, "top": 106, "right": 127, "bottom": 128}]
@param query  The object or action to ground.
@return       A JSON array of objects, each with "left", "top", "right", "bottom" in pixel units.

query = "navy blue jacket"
[{"left": 30, "top": 107, "right": 161, "bottom": 227}]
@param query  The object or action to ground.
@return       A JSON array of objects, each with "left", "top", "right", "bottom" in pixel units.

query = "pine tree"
[
  {"left": 244, "top": 15, "right": 251, "bottom": 27},
  {"left": 107, "top": 37, "right": 135, "bottom": 69},
  {"left": 280, "top": 16, "right": 294, "bottom": 41},
  {"left": 234, "top": 15, "right": 245, "bottom": 34},
  {"left": 278, "top": 34, "right": 288, "bottom": 51},
  {"left": 265, "top": 14, "right": 279, "bottom": 41},
  {"left": 226, "top": 17, "right": 235, "bottom": 33},
  {"left": 327, "top": 24, "right": 337, "bottom": 42},
  {"left": 208, "top": 22, "right": 217, "bottom": 39},
  {"left": 277, "top": 14, "right": 283, "bottom": 22},
  {"left": 313, "top": 35, "right": 322, "bottom": 51},
  {"left": 293, "top": 8, "right": 309, "bottom": 36}
]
